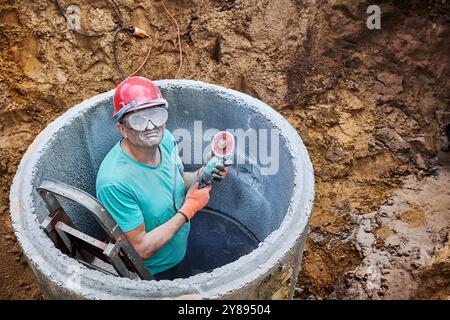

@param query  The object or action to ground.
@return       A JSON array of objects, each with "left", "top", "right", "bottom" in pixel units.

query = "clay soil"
[{"left": 0, "top": 0, "right": 449, "bottom": 299}]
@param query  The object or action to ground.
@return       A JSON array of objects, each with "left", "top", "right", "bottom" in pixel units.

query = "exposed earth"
[{"left": 0, "top": 0, "right": 449, "bottom": 299}]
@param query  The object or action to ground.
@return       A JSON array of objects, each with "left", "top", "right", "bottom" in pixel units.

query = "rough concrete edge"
[{"left": 9, "top": 80, "right": 315, "bottom": 299}]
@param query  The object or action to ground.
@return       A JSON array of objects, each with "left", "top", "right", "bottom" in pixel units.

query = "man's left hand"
[
  {"left": 197, "top": 158, "right": 232, "bottom": 184},
  {"left": 210, "top": 159, "right": 232, "bottom": 182}
]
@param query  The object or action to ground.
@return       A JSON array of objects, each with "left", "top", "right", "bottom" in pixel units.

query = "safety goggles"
[{"left": 122, "top": 106, "right": 168, "bottom": 131}]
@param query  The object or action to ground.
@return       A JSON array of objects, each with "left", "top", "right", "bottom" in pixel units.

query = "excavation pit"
[{"left": 10, "top": 80, "right": 314, "bottom": 299}]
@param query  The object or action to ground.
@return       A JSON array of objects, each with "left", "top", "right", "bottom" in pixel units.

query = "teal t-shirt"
[{"left": 96, "top": 129, "right": 189, "bottom": 275}]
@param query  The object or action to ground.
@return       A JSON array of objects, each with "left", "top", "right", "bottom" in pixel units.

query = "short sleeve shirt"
[{"left": 96, "top": 129, "right": 189, "bottom": 275}]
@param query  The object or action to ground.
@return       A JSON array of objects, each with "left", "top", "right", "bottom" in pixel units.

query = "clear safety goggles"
[{"left": 122, "top": 106, "right": 168, "bottom": 131}]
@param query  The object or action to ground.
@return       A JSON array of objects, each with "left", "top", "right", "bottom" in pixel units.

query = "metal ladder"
[{"left": 37, "top": 179, "right": 153, "bottom": 281}]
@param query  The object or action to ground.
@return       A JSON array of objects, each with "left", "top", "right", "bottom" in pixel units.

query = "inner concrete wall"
[
  {"left": 34, "top": 83, "right": 293, "bottom": 238},
  {"left": 32, "top": 81, "right": 295, "bottom": 273}
]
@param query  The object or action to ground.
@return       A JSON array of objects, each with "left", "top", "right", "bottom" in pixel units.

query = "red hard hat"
[{"left": 113, "top": 76, "right": 168, "bottom": 120}]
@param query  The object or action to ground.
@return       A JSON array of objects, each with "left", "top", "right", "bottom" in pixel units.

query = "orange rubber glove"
[{"left": 179, "top": 181, "right": 212, "bottom": 220}]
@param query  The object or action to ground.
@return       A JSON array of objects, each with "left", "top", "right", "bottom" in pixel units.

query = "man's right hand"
[{"left": 179, "top": 181, "right": 212, "bottom": 220}]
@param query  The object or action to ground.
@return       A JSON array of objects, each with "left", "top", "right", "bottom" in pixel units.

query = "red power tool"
[{"left": 198, "top": 131, "right": 235, "bottom": 188}]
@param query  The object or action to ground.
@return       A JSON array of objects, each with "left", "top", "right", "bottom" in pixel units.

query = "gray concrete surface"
[{"left": 10, "top": 80, "right": 314, "bottom": 299}]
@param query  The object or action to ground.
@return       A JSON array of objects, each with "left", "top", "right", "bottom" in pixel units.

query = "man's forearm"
[
  {"left": 182, "top": 171, "right": 198, "bottom": 191},
  {"left": 138, "top": 213, "right": 186, "bottom": 259}
]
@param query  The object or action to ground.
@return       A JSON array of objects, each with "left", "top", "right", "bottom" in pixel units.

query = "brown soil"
[{"left": 0, "top": 0, "right": 449, "bottom": 299}]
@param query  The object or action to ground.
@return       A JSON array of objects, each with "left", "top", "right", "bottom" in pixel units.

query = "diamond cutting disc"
[{"left": 211, "top": 131, "right": 235, "bottom": 158}]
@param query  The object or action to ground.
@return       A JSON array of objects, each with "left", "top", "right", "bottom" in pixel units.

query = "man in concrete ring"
[{"left": 96, "top": 76, "right": 229, "bottom": 280}]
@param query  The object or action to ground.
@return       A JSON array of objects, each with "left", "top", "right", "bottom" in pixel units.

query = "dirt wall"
[{"left": 0, "top": 0, "right": 448, "bottom": 299}]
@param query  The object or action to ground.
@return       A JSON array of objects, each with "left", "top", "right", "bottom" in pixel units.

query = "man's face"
[
  {"left": 123, "top": 122, "right": 165, "bottom": 148},
  {"left": 118, "top": 107, "right": 167, "bottom": 148}
]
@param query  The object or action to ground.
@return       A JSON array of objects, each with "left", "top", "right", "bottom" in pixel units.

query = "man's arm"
[
  {"left": 123, "top": 182, "right": 212, "bottom": 260},
  {"left": 182, "top": 171, "right": 198, "bottom": 191},
  {"left": 125, "top": 213, "right": 186, "bottom": 260}
]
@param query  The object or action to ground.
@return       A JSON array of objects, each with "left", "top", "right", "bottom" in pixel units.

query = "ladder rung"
[{"left": 55, "top": 221, "right": 108, "bottom": 251}]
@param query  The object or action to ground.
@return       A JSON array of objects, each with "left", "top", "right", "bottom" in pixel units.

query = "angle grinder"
[{"left": 198, "top": 131, "right": 235, "bottom": 188}]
